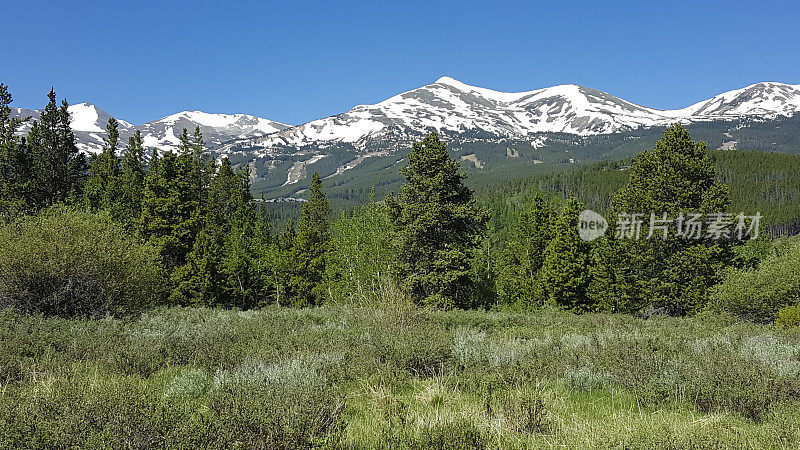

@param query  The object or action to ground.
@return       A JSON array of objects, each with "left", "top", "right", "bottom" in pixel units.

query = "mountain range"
[
  {"left": 11, "top": 104, "right": 290, "bottom": 154},
  {"left": 11, "top": 78, "right": 800, "bottom": 199}
]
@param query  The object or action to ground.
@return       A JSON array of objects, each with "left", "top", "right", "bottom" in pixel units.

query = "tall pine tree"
[
  {"left": 284, "top": 172, "right": 331, "bottom": 306},
  {"left": 0, "top": 84, "right": 31, "bottom": 215},
  {"left": 116, "top": 130, "right": 147, "bottom": 226},
  {"left": 387, "top": 132, "right": 487, "bottom": 309},
  {"left": 139, "top": 151, "right": 200, "bottom": 274},
  {"left": 84, "top": 118, "right": 121, "bottom": 210},
  {"left": 496, "top": 195, "right": 556, "bottom": 309},
  {"left": 593, "top": 124, "right": 730, "bottom": 315},
  {"left": 26, "top": 89, "right": 86, "bottom": 208},
  {"left": 540, "top": 197, "right": 592, "bottom": 312}
]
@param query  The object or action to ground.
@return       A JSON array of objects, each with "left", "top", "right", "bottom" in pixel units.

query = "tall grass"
[{"left": 0, "top": 306, "right": 798, "bottom": 448}]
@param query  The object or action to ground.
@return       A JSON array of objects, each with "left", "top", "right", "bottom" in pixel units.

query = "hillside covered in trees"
[{"left": 3, "top": 83, "right": 800, "bottom": 320}]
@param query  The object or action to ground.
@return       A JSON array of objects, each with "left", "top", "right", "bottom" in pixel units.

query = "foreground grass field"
[{"left": 1, "top": 305, "right": 798, "bottom": 449}]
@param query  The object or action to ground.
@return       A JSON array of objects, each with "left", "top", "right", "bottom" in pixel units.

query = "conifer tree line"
[
  {"left": 0, "top": 83, "right": 787, "bottom": 317},
  {"left": 1, "top": 85, "right": 331, "bottom": 308}
]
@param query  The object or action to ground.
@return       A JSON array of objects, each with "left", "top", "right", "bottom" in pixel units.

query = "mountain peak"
[{"left": 434, "top": 76, "right": 465, "bottom": 87}]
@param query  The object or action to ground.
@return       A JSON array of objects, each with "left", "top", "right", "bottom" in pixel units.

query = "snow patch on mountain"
[{"left": 235, "top": 78, "right": 800, "bottom": 152}]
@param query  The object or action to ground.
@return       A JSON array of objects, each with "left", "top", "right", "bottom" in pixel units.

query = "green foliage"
[
  {"left": 613, "top": 124, "right": 729, "bottom": 213},
  {"left": 25, "top": 89, "right": 87, "bottom": 208},
  {"left": 139, "top": 150, "right": 202, "bottom": 273},
  {"left": 1, "top": 307, "right": 799, "bottom": 448},
  {"left": 84, "top": 118, "right": 122, "bottom": 210},
  {"left": 170, "top": 228, "right": 227, "bottom": 306},
  {"left": 711, "top": 241, "right": 800, "bottom": 322},
  {"left": 590, "top": 125, "right": 731, "bottom": 315},
  {"left": 170, "top": 157, "right": 272, "bottom": 308},
  {"left": 586, "top": 233, "right": 638, "bottom": 313},
  {"left": 775, "top": 304, "right": 800, "bottom": 329},
  {"left": 115, "top": 130, "right": 147, "bottom": 227},
  {"left": 281, "top": 172, "right": 331, "bottom": 306},
  {"left": 0, "top": 84, "right": 32, "bottom": 217},
  {"left": 0, "top": 206, "right": 162, "bottom": 316},
  {"left": 541, "top": 198, "right": 592, "bottom": 311},
  {"left": 325, "top": 193, "right": 398, "bottom": 303},
  {"left": 388, "top": 132, "right": 488, "bottom": 309},
  {"left": 496, "top": 195, "right": 555, "bottom": 309}
]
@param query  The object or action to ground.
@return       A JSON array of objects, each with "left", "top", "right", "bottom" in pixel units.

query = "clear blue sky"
[{"left": 3, "top": 0, "right": 798, "bottom": 125}]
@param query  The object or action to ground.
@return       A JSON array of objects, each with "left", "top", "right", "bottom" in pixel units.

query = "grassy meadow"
[{"left": 1, "top": 304, "right": 798, "bottom": 449}]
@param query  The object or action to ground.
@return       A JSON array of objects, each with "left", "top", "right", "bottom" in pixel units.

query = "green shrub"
[
  {"left": 710, "top": 241, "right": 800, "bottom": 322},
  {"left": 209, "top": 356, "right": 346, "bottom": 448},
  {"left": 562, "top": 365, "right": 612, "bottom": 391},
  {"left": 775, "top": 304, "right": 800, "bottom": 329},
  {"left": 325, "top": 200, "right": 398, "bottom": 305},
  {"left": 0, "top": 206, "right": 163, "bottom": 317}
]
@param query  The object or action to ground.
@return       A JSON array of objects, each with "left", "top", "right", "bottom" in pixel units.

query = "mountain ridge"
[
  {"left": 11, "top": 78, "right": 800, "bottom": 155},
  {"left": 10, "top": 79, "right": 800, "bottom": 197}
]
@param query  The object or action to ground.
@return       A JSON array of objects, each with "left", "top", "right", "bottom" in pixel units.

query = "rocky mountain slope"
[{"left": 10, "top": 78, "right": 800, "bottom": 198}]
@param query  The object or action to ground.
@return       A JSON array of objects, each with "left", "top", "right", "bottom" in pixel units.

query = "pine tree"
[
  {"left": 192, "top": 126, "right": 204, "bottom": 158},
  {"left": 586, "top": 228, "right": 638, "bottom": 313},
  {"left": 252, "top": 205, "right": 277, "bottom": 304},
  {"left": 497, "top": 195, "right": 555, "bottom": 308},
  {"left": 59, "top": 98, "right": 88, "bottom": 202},
  {"left": 170, "top": 228, "right": 226, "bottom": 306},
  {"left": 613, "top": 124, "right": 728, "bottom": 214},
  {"left": 178, "top": 127, "right": 192, "bottom": 154},
  {"left": 273, "top": 172, "right": 331, "bottom": 306},
  {"left": 170, "top": 158, "right": 261, "bottom": 307},
  {"left": 598, "top": 124, "right": 731, "bottom": 315},
  {"left": 26, "top": 89, "right": 86, "bottom": 208},
  {"left": 387, "top": 132, "right": 487, "bottom": 308},
  {"left": 0, "top": 84, "right": 31, "bottom": 215},
  {"left": 540, "top": 197, "right": 592, "bottom": 311},
  {"left": 285, "top": 172, "right": 331, "bottom": 306},
  {"left": 139, "top": 151, "right": 200, "bottom": 274},
  {"left": 218, "top": 162, "right": 264, "bottom": 308},
  {"left": 116, "top": 130, "right": 147, "bottom": 226},
  {"left": 84, "top": 118, "right": 121, "bottom": 210}
]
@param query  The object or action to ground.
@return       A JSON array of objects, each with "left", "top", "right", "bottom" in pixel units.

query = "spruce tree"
[
  {"left": 274, "top": 218, "right": 297, "bottom": 306},
  {"left": 139, "top": 151, "right": 199, "bottom": 273},
  {"left": 170, "top": 228, "right": 226, "bottom": 306},
  {"left": 497, "top": 195, "right": 555, "bottom": 308},
  {"left": 117, "top": 130, "right": 147, "bottom": 226},
  {"left": 387, "top": 132, "right": 487, "bottom": 308},
  {"left": 596, "top": 124, "right": 730, "bottom": 314},
  {"left": 540, "top": 197, "right": 592, "bottom": 311},
  {"left": 170, "top": 158, "right": 261, "bottom": 307},
  {"left": 0, "top": 84, "right": 31, "bottom": 215},
  {"left": 84, "top": 118, "right": 121, "bottom": 210},
  {"left": 26, "top": 89, "right": 86, "bottom": 208},
  {"left": 218, "top": 162, "right": 264, "bottom": 308},
  {"left": 252, "top": 204, "right": 277, "bottom": 304},
  {"left": 60, "top": 98, "right": 88, "bottom": 202},
  {"left": 286, "top": 172, "right": 331, "bottom": 306}
]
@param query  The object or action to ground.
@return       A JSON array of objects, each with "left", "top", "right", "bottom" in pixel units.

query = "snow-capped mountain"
[
  {"left": 12, "top": 78, "right": 800, "bottom": 156},
  {"left": 670, "top": 82, "right": 800, "bottom": 118},
  {"left": 237, "top": 78, "right": 800, "bottom": 151},
  {"left": 12, "top": 103, "right": 137, "bottom": 154},
  {"left": 11, "top": 104, "right": 290, "bottom": 154},
  {"left": 10, "top": 78, "right": 800, "bottom": 194},
  {"left": 138, "top": 111, "right": 290, "bottom": 153}
]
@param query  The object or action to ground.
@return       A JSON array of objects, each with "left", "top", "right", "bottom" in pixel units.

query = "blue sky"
[{"left": 3, "top": 0, "right": 798, "bottom": 125}]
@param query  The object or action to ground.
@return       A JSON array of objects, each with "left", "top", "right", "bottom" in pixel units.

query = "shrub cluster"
[{"left": 0, "top": 206, "right": 162, "bottom": 317}]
